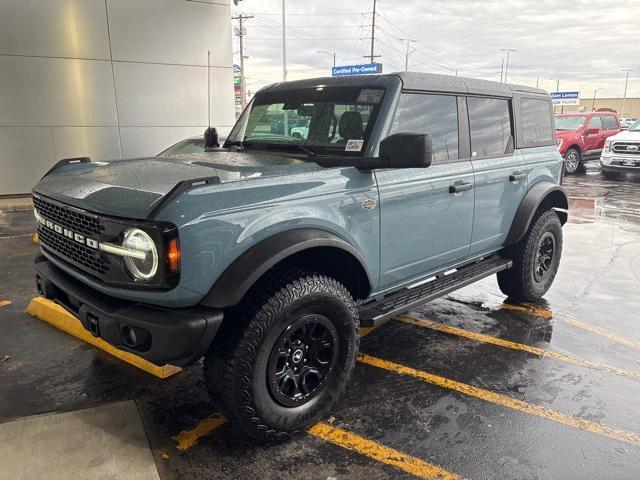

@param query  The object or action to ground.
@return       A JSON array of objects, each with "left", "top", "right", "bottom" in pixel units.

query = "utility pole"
[
  {"left": 363, "top": 0, "right": 381, "bottom": 64},
  {"left": 400, "top": 39, "right": 416, "bottom": 71},
  {"left": 536, "top": 76, "right": 539, "bottom": 88},
  {"left": 232, "top": 14, "right": 253, "bottom": 109},
  {"left": 501, "top": 48, "right": 515, "bottom": 83},
  {"left": 551, "top": 79, "right": 560, "bottom": 113},
  {"left": 369, "top": 0, "right": 377, "bottom": 63},
  {"left": 500, "top": 59, "right": 504, "bottom": 83},
  {"left": 621, "top": 69, "right": 633, "bottom": 117},
  {"left": 282, "top": 0, "right": 287, "bottom": 81}
]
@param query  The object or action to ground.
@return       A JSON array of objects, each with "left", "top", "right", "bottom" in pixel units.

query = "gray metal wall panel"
[
  {"left": 107, "top": 0, "right": 231, "bottom": 66},
  {"left": 0, "top": 56, "right": 118, "bottom": 127},
  {"left": 0, "top": 0, "right": 110, "bottom": 59},
  {"left": 0, "top": 126, "right": 120, "bottom": 195},
  {"left": 114, "top": 62, "right": 234, "bottom": 127},
  {"left": 120, "top": 126, "right": 206, "bottom": 158},
  {"left": 209, "top": 67, "right": 237, "bottom": 128}
]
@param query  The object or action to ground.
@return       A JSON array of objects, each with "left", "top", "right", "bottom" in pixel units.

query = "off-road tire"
[
  {"left": 563, "top": 148, "right": 581, "bottom": 175},
  {"left": 204, "top": 267, "right": 359, "bottom": 441},
  {"left": 601, "top": 169, "right": 621, "bottom": 180},
  {"left": 497, "top": 209, "right": 563, "bottom": 301}
]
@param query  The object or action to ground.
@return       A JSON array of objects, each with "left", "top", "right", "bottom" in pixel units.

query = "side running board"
[{"left": 359, "top": 255, "right": 512, "bottom": 327}]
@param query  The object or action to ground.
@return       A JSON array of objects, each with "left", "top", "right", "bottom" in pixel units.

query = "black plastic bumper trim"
[{"left": 34, "top": 256, "right": 222, "bottom": 367}]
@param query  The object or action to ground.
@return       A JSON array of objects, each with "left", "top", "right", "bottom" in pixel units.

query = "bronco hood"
[{"left": 34, "top": 151, "right": 322, "bottom": 219}]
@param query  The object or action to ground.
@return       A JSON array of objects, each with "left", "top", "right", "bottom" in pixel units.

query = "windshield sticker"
[
  {"left": 356, "top": 89, "right": 384, "bottom": 104},
  {"left": 345, "top": 139, "right": 364, "bottom": 152}
]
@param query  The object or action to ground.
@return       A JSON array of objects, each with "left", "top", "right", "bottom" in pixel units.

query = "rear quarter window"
[{"left": 520, "top": 98, "right": 554, "bottom": 146}]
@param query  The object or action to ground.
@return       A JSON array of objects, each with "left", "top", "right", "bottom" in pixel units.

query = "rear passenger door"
[
  {"left": 375, "top": 93, "right": 475, "bottom": 291},
  {"left": 467, "top": 96, "right": 527, "bottom": 256},
  {"left": 601, "top": 115, "right": 620, "bottom": 145}
]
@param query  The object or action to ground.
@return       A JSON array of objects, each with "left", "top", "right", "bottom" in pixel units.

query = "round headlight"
[{"left": 122, "top": 229, "right": 158, "bottom": 280}]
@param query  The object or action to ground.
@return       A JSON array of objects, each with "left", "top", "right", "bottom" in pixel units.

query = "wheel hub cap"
[{"left": 534, "top": 232, "right": 556, "bottom": 282}]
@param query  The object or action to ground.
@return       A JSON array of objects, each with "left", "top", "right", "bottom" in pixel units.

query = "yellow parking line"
[
  {"left": 27, "top": 296, "right": 182, "bottom": 378},
  {"left": 500, "top": 302, "right": 554, "bottom": 319},
  {"left": 309, "top": 423, "right": 464, "bottom": 480},
  {"left": 396, "top": 315, "right": 640, "bottom": 382},
  {"left": 357, "top": 353, "right": 640, "bottom": 447},
  {"left": 172, "top": 413, "right": 227, "bottom": 452},
  {"left": 0, "top": 300, "right": 11, "bottom": 307},
  {"left": 563, "top": 316, "right": 640, "bottom": 350}
]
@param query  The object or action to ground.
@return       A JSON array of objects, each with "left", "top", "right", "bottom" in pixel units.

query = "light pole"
[
  {"left": 592, "top": 88, "right": 600, "bottom": 111},
  {"left": 317, "top": 50, "right": 336, "bottom": 68},
  {"left": 551, "top": 79, "right": 560, "bottom": 113},
  {"left": 281, "top": 0, "right": 287, "bottom": 81},
  {"left": 399, "top": 39, "right": 416, "bottom": 71},
  {"left": 501, "top": 48, "right": 515, "bottom": 83},
  {"left": 621, "top": 69, "right": 633, "bottom": 117}
]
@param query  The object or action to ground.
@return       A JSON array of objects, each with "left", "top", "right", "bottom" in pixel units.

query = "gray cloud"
[{"left": 234, "top": 0, "right": 639, "bottom": 99}]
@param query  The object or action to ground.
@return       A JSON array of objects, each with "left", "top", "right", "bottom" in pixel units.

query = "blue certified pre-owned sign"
[{"left": 332, "top": 63, "right": 383, "bottom": 77}]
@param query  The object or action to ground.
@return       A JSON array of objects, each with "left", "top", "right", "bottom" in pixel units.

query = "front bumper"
[
  {"left": 34, "top": 256, "right": 223, "bottom": 366},
  {"left": 600, "top": 158, "right": 640, "bottom": 173}
]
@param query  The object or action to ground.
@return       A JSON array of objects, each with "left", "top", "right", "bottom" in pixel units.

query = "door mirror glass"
[{"left": 379, "top": 133, "right": 432, "bottom": 168}]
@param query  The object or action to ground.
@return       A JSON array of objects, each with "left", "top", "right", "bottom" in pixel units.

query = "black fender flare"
[
  {"left": 200, "top": 228, "right": 374, "bottom": 308},
  {"left": 504, "top": 182, "right": 568, "bottom": 246}
]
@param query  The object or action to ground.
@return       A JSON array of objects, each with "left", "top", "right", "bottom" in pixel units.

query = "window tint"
[
  {"left": 390, "top": 93, "right": 458, "bottom": 163},
  {"left": 602, "top": 115, "right": 618, "bottom": 130},
  {"left": 467, "top": 97, "right": 513, "bottom": 157},
  {"left": 521, "top": 98, "right": 553, "bottom": 144},
  {"left": 588, "top": 116, "right": 603, "bottom": 130}
]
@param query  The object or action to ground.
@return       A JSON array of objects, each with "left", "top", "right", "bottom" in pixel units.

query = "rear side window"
[
  {"left": 467, "top": 97, "right": 513, "bottom": 157},
  {"left": 390, "top": 93, "right": 459, "bottom": 163},
  {"left": 520, "top": 98, "right": 554, "bottom": 145},
  {"left": 602, "top": 115, "right": 618, "bottom": 130}
]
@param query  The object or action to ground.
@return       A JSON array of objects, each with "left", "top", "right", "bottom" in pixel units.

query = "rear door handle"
[
  {"left": 449, "top": 182, "right": 473, "bottom": 194},
  {"left": 509, "top": 172, "right": 527, "bottom": 182}
]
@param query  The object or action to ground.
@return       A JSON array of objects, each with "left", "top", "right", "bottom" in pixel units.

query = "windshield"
[
  {"left": 225, "top": 86, "right": 385, "bottom": 156},
  {"left": 555, "top": 116, "right": 586, "bottom": 131},
  {"left": 629, "top": 118, "right": 640, "bottom": 131},
  {"left": 159, "top": 138, "right": 205, "bottom": 156}
]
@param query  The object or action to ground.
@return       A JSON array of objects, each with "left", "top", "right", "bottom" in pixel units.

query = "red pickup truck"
[{"left": 555, "top": 110, "right": 622, "bottom": 174}]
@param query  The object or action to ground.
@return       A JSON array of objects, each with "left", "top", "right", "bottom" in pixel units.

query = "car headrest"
[{"left": 338, "top": 111, "right": 363, "bottom": 139}]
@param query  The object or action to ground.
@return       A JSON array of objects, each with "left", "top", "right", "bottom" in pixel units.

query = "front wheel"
[
  {"left": 204, "top": 268, "right": 359, "bottom": 441},
  {"left": 498, "top": 210, "right": 563, "bottom": 301},
  {"left": 563, "top": 148, "right": 581, "bottom": 175}
]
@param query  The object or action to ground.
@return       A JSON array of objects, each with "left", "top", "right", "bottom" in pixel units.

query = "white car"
[{"left": 600, "top": 118, "right": 640, "bottom": 179}]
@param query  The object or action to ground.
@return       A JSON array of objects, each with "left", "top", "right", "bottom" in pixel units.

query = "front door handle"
[
  {"left": 449, "top": 182, "right": 473, "bottom": 194},
  {"left": 509, "top": 172, "right": 527, "bottom": 182}
]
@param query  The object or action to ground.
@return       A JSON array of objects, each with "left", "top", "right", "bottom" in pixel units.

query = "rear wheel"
[
  {"left": 498, "top": 210, "right": 563, "bottom": 301},
  {"left": 563, "top": 148, "right": 581, "bottom": 175},
  {"left": 204, "top": 267, "right": 359, "bottom": 441}
]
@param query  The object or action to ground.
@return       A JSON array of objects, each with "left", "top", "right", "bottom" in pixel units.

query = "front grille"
[
  {"left": 33, "top": 195, "right": 103, "bottom": 237},
  {"left": 34, "top": 196, "right": 109, "bottom": 278},
  {"left": 612, "top": 142, "right": 640, "bottom": 155}
]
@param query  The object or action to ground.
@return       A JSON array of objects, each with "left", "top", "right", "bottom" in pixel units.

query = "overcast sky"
[{"left": 231, "top": 0, "right": 639, "bottom": 100}]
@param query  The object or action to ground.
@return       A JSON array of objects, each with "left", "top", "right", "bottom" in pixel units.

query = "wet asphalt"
[{"left": 1, "top": 163, "right": 639, "bottom": 479}]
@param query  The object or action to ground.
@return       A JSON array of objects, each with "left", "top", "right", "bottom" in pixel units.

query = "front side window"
[
  {"left": 588, "top": 116, "right": 603, "bottom": 130},
  {"left": 602, "top": 115, "right": 618, "bottom": 130},
  {"left": 468, "top": 97, "right": 513, "bottom": 157},
  {"left": 521, "top": 98, "right": 553, "bottom": 145},
  {"left": 226, "top": 86, "right": 385, "bottom": 156},
  {"left": 390, "top": 93, "right": 459, "bottom": 163}
]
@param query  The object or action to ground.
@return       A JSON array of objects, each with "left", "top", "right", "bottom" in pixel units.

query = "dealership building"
[{"left": 0, "top": 0, "right": 236, "bottom": 195}]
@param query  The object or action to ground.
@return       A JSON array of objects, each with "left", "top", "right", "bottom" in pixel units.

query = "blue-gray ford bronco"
[{"left": 32, "top": 73, "right": 568, "bottom": 440}]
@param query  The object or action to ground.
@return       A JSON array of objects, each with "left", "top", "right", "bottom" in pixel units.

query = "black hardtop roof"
[{"left": 263, "top": 71, "right": 548, "bottom": 98}]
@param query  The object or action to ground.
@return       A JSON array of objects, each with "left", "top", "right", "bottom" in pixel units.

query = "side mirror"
[
  {"left": 204, "top": 127, "right": 219, "bottom": 149},
  {"left": 586, "top": 127, "right": 600, "bottom": 136},
  {"left": 378, "top": 133, "right": 432, "bottom": 168}
]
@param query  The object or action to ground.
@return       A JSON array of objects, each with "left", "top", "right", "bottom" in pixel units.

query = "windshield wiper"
[{"left": 244, "top": 142, "right": 320, "bottom": 157}]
